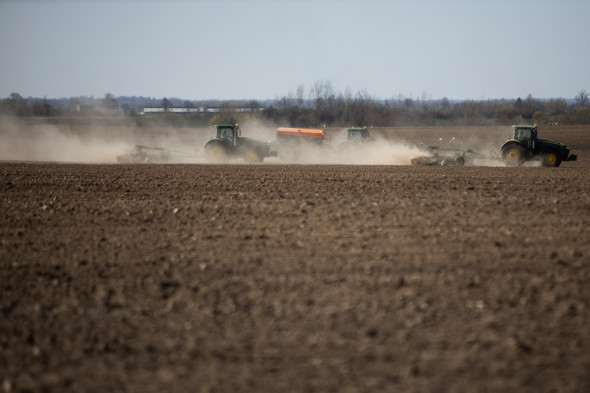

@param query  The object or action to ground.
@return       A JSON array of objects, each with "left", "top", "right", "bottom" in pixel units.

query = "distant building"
[
  {"left": 142, "top": 107, "right": 202, "bottom": 114},
  {"left": 141, "top": 107, "right": 264, "bottom": 115}
]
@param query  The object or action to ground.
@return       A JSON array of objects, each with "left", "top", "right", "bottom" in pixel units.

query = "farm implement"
[
  {"left": 412, "top": 124, "right": 578, "bottom": 167},
  {"left": 116, "top": 145, "right": 196, "bottom": 163},
  {"left": 273, "top": 127, "right": 330, "bottom": 161},
  {"left": 411, "top": 145, "right": 499, "bottom": 166}
]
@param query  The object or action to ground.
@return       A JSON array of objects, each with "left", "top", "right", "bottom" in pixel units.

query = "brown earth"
[{"left": 1, "top": 124, "right": 590, "bottom": 393}]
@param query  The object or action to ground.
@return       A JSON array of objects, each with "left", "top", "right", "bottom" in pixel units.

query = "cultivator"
[
  {"left": 116, "top": 145, "right": 196, "bottom": 163},
  {"left": 411, "top": 145, "right": 500, "bottom": 166}
]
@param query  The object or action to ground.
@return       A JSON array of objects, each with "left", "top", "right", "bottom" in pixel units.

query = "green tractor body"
[
  {"left": 204, "top": 124, "right": 274, "bottom": 163},
  {"left": 500, "top": 125, "right": 577, "bottom": 167},
  {"left": 346, "top": 127, "right": 370, "bottom": 143},
  {"left": 337, "top": 127, "right": 374, "bottom": 160}
]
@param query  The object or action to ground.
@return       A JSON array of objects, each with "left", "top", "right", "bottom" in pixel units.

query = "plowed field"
[{"left": 1, "top": 124, "right": 589, "bottom": 392}]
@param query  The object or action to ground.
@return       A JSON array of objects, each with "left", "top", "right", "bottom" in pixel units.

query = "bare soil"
[{"left": 1, "top": 125, "right": 589, "bottom": 393}]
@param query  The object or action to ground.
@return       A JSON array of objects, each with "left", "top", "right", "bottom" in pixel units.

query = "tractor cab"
[
  {"left": 346, "top": 127, "right": 369, "bottom": 142},
  {"left": 512, "top": 125, "right": 537, "bottom": 150},
  {"left": 216, "top": 124, "right": 240, "bottom": 146}
]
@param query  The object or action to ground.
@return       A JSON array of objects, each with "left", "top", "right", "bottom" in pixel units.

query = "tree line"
[
  {"left": 262, "top": 83, "right": 590, "bottom": 127},
  {"left": 1, "top": 86, "right": 589, "bottom": 127}
]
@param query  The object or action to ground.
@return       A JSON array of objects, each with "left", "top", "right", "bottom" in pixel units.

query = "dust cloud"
[
  {"left": 235, "top": 123, "right": 425, "bottom": 165},
  {"left": 238, "top": 118, "right": 278, "bottom": 143},
  {"left": 0, "top": 122, "right": 127, "bottom": 163},
  {"left": 268, "top": 139, "right": 424, "bottom": 165},
  {"left": 0, "top": 117, "right": 210, "bottom": 163},
  {"left": 0, "top": 118, "right": 507, "bottom": 166}
]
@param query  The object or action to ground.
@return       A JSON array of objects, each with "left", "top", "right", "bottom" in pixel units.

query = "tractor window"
[
  {"left": 219, "top": 128, "right": 233, "bottom": 141},
  {"left": 515, "top": 128, "right": 534, "bottom": 149},
  {"left": 348, "top": 130, "right": 365, "bottom": 140},
  {"left": 515, "top": 128, "right": 532, "bottom": 142}
]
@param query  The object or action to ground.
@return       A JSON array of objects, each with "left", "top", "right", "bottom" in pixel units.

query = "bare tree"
[
  {"left": 308, "top": 80, "right": 336, "bottom": 125},
  {"left": 295, "top": 84, "right": 305, "bottom": 111},
  {"left": 1, "top": 92, "right": 31, "bottom": 116},
  {"left": 218, "top": 101, "right": 237, "bottom": 124},
  {"left": 248, "top": 100, "right": 260, "bottom": 112},
  {"left": 545, "top": 98, "right": 567, "bottom": 115},
  {"left": 309, "top": 80, "right": 333, "bottom": 110},
  {"left": 575, "top": 89, "right": 589, "bottom": 106},
  {"left": 103, "top": 93, "right": 119, "bottom": 111},
  {"left": 161, "top": 97, "right": 172, "bottom": 112}
]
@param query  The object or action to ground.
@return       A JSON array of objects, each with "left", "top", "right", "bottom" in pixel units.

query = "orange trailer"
[
  {"left": 276, "top": 127, "right": 325, "bottom": 139},
  {"left": 274, "top": 127, "right": 328, "bottom": 161}
]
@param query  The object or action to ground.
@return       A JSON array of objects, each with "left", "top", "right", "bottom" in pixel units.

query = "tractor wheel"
[
  {"left": 243, "top": 148, "right": 263, "bottom": 163},
  {"left": 541, "top": 149, "right": 561, "bottom": 167},
  {"left": 454, "top": 156, "right": 465, "bottom": 166},
  {"left": 205, "top": 141, "right": 228, "bottom": 163},
  {"left": 502, "top": 143, "right": 526, "bottom": 166}
]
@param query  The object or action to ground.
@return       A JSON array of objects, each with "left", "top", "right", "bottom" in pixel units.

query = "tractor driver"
[
  {"left": 517, "top": 128, "right": 533, "bottom": 149},
  {"left": 220, "top": 128, "right": 232, "bottom": 142}
]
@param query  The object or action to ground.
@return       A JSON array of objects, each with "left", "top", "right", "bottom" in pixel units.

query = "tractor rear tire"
[
  {"left": 541, "top": 149, "right": 561, "bottom": 167},
  {"left": 243, "top": 148, "right": 264, "bottom": 163},
  {"left": 205, "top": 141, "right": 228, "bottom": 163},
  {"left": 502, "top": 143, "right": 526, "bottom": 167}
]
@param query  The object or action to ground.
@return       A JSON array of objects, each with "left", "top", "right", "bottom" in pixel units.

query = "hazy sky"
[{"left": 1, "top": 0, "right": 588, "bottom": 101}]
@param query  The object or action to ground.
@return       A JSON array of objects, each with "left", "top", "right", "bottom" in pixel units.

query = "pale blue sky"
[{"left": 1, "top": 0, "right": 588, "bottom": 101}]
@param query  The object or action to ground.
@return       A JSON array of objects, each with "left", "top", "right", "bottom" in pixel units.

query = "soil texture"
[{"left": 1, "top": 125, "right": 589, "bottom": 393}]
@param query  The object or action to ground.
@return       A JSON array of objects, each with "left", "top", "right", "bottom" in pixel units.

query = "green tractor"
[
  {"left": 501, "top": 125, "right": 577, "bottom": 167},
  {"left": 337, "top": 127, "right": 372, "bottom": 158},
  {"left": 345, "top": 127, "right": 370, "bottom": 143},
  {"left": 204, "top": 124, "right": 274, "bottom": 163}
]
